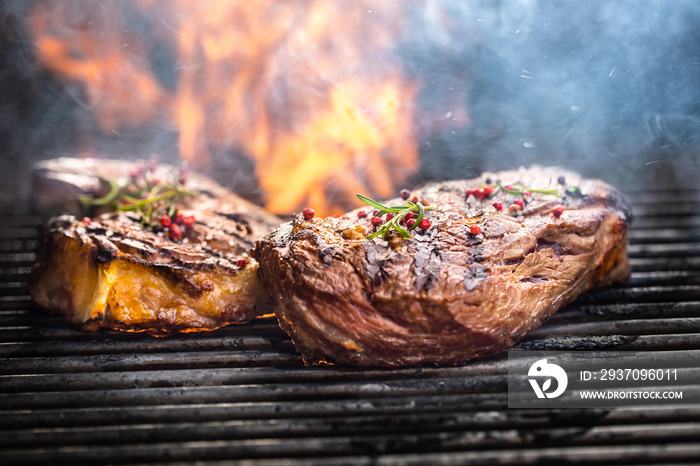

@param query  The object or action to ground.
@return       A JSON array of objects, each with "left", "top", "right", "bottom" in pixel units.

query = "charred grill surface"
[
  {"left": 255, "top": 167, "right": 631, "bottom": 366},
  {"left": 1, "top": 180, "right": 700, "bottom": 465}
]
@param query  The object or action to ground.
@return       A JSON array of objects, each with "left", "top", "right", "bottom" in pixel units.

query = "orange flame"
[{"left": 28, "top": 1, "right": 425, "bottom": 215}]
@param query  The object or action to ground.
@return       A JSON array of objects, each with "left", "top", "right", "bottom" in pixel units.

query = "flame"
[{"left": 28, "top": 1, "right": 424, "bottom": 215}]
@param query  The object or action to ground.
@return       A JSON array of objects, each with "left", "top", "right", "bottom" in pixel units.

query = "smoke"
[
  {"left": 404, "top": 0, "right": 700, "bottom": 188},
  {"left": 2, "top": 0, "right": 700, "bottom": 214}
]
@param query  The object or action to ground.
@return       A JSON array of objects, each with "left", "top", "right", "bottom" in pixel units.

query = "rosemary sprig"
[
  {"left": 79, "top": 163, "right": 193, "bottom": 226},
  {"left": 495, "top": 182, "right": 561, "bottom": 198},
  {"left": 356, "top": 193, "right": 434, "bottom": 240},
  {"left": 79, "top": 180, "right": 121, "bottom": 209}
]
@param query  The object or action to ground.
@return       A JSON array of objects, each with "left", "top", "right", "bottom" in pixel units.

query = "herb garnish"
[
  {"left": 356, "top": 193, "right": 434, "bottom": 239},
  {"left": 494, "top": 182, "right": 561, "bottom": 198},
  {"left": 80, "top": 163, "right": 193, "bottom": 226}
]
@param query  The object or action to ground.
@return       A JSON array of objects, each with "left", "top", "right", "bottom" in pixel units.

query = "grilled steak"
[
  {"left": 30, "top": 158, "right": 280, "bottom": 335},
  {"left": 255, "top": 167, "right": 631, "bottom": 367},
  {"left": 31, "top": 157, "right": 280, "bottom": 230}
]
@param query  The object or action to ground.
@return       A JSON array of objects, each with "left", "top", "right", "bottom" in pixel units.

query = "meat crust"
[
  {"left": 29, "top": 158, "right": 279, "bottom": 335},
  {"left": 255, "top": 167, "right": 631, "bottom": 367},
  {"left": 31, "top": 157, "right": 281, "bottom": 232}
]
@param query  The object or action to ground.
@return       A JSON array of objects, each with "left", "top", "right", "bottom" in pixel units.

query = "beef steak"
[
  {"left": 255, "top": 167, "right": 631, "bottom": 367},
  {"left": 30, "top": 158, "right": 280, "bottom": 335}
]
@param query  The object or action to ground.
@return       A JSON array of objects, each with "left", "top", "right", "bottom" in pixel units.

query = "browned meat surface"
[
  {"left": 30, "top": 158, "right": 280, "bottom": 335},
  {"left": 255, "top": 167, "right": 631, "bottom": 367},
  {"left": 31, "top": 157, "right": 281, "bottom": 234}
]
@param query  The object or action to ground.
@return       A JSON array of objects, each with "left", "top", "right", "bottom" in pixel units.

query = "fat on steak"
[
  {"left": 29, "top": 158, "right": 280, "bottom": 335},
  {"left": 255, "top": 167, "right": 632, "bottom": 367}
]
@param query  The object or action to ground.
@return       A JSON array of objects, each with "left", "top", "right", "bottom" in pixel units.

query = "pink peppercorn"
[
  {"left": 302, "top": 208, "right": 315, "bottom": 220},
  {"left": 169, "top": 223, "right": 182, "bottom": 240}
]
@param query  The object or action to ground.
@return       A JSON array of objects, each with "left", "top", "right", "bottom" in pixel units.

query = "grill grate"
[{"left": 2, "top": 189, "right": 700, "bottom": 465}]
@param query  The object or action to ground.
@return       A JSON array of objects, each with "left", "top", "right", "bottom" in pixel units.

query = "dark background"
[{"left": 2, "top": 0, "right": 700, "bottom": 215}]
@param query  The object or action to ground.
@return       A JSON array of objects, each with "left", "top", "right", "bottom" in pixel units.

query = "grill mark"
[
  {"left": 465, "top": 263, "right": 487, "bottom": 291},
  {"left": 213, "top": 211, "right": 254, "bottom": 235},
  {"left": 365, "top": 242, "right": 392, "bottom": 287},
  {"left": 413, "top": 228, "right": 442, "bottom": 291}
]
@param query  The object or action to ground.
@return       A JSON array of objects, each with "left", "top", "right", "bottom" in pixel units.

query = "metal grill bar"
[{"left": 1, "top": 188, "right": 700, "bottom": 465}]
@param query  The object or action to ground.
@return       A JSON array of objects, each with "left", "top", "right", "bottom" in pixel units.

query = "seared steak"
[
  {"left": 30, "top": 158, "right": 280, "bottom": 335},
  {"left": 31, "top": 157, "right": 280, "bottom": 231},
  {"left": 255, "top": 167, "right": 631, "bottom": 367}
]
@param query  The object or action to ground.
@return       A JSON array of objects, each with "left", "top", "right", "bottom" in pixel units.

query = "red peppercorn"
[
  {"left": 513, "top": 199, "right": 524, "bottom": 207},
  {"left": 400, "top": 189, "right": 411, "bottom": 200},
  {"left": 474, "top": 187, "right": 486, "bottom": 199},
  {"left": 411, "top": 196, "right": 418, "bottom": 203},
  {"left": 552, "top": 206, "right": 565, "bottom": 218},
  {"left": 302, "top": 208, "right": 315, "bottom": 220},
  {"left": 418, "top": 218, "right": 431, "bottom": 230},
  {"left": 237, "top": 258, "right": 248, "bottom": 268},
  {"left": 470, "top": 225, "right": 481, "bottom": 235},
  {"left": 406, "top": 218, "right": 416, "bottom": 229},
  {"left": 81, "top": 217, "right": 92, "bottom": 225},
  {"left": 371, "top": 217, "right": 383, "bottom": 227},
  {"left": 372, "top": 209, "right": 380, "bottom": 216},
  {"left": 483, "top": 184, "right": 494, "bottom": 197},
  {"left": 466, "top": 189, "right": 475, "bottom": 198},
  {"left": 421, "top": 200, "right": 430, "bottom": 206},
  {"left": 523, "top": 190, "right": 532, "bottom": 197},
  {"left": 400, "top": 211, "right": 415, "bottom": 225},
  {"left": 160, "top": 216, "right": 172, "bottom": 227},
  {"left": 174, "top": 212, "right": 184, "bottom": 224},
  {"left": 493, "top": 201, "right": 503, "bottom": 212},
  {"left": 357, "top": 210, "right": 368, "bottom": 219},
  {"left": 183, "top": 215, "right": 195, "bottom": 227},
  {"left": 386, "top": 213, "right": 395, "bottom": 221},
  {"left": 169, "top": 223, "right": 182, "bottom": 240}
]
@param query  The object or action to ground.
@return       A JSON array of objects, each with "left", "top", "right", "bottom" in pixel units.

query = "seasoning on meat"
[
  {"left": 255, "top": 166, "right": 632, "bottom": 367},
  {"left": 29, "top": 158, "right": 280, "bottom": 335}
]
